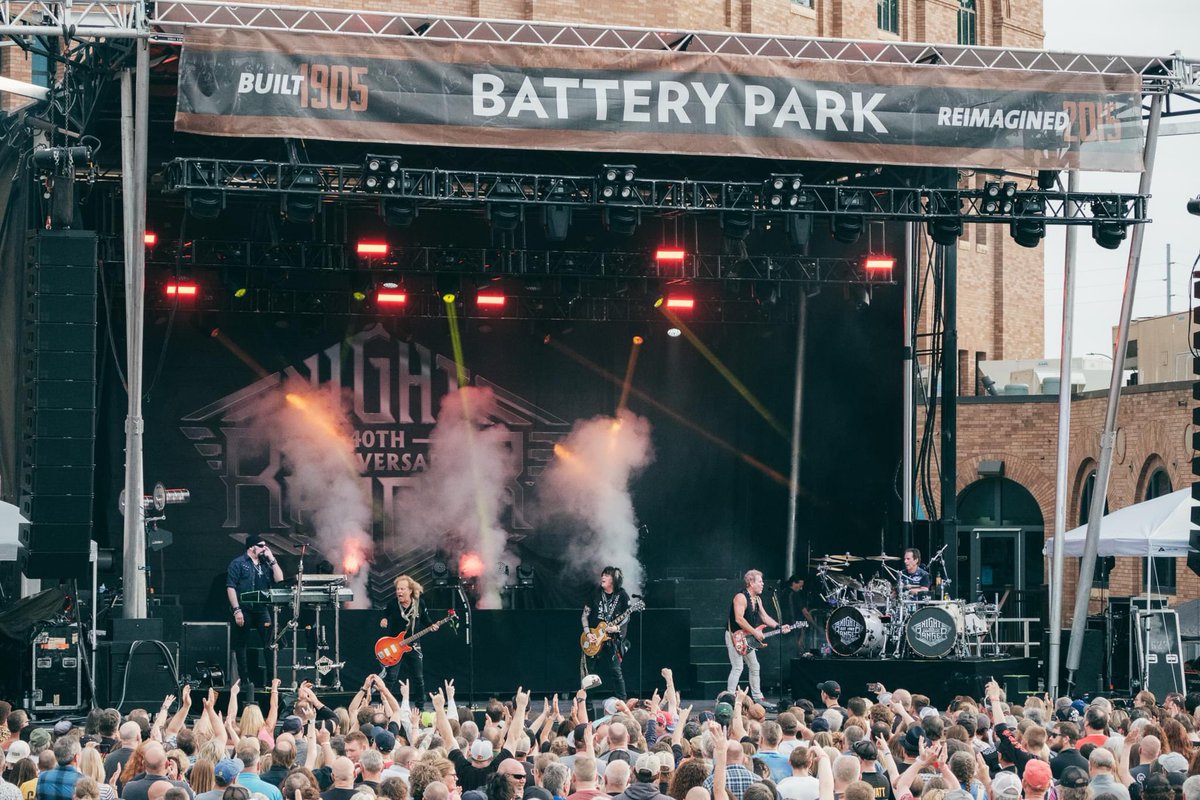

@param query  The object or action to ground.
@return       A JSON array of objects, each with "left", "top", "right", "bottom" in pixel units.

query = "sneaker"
[{"left": 755, "top": 698, "right": 777, "bottom": 711}]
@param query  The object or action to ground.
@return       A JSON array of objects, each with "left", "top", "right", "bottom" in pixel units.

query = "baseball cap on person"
[
  {"left": 29, "top": 729, "right": 51, "bottom": 752},
  {"left": 817, "top": 680, "right": 841, "bottom": 697},
  {"left": 469, "top": 739, "right": 494, "bottom": 762},
  {"left": 603, "top": 698, "right": 620, "bottom": 717},
  {"left": 655, "top": 712, "right": 676, "bottom": 733},
  {"left": 634, "top": 753, "right": 660, "bottom": 780},
  {"left": 4, "top": 741, "right": 31, "bottom": 764},
  {"left": 52, "top": 721, "right": 72, "bottom": 737},
  {"left": 280, "top": 715, "right": 303, "bottom": 735},
  {"left": 374, "top": 730, "right": 397, "bottom": 753},
  {"left": 714, "top": 703, "right": 734, "bottom": 727},
  {"left": 1022, "top": 759, "right": 1052, "bottom": 790},
  {"left": 810, "top": 717, "right": 830, "bottom": 734},
  {"left": 1059, "top": 766, "right": 1090, "bottom": 789},
  {"left": 1158, "top": 752, "right": 1189, "bottom": 774},
  {"left": 214, "top": 758, "right": 244, "bottom": 785},
  {"left": 991, "top": 771, "right": 1022, "bottom": 800}
]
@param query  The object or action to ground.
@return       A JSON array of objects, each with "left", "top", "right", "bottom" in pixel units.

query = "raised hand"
[
  {"left": 430, "top": 688, "right": 446, "bottom": 711},
  {"left": 230, "top": 679, "right": 241, "bottom": 696},
  {"left": 445, "top": 679, "right": 455, "bottom": 702},
  {"left": 399, "top": 679, "right": 410, "bottom": 700}
]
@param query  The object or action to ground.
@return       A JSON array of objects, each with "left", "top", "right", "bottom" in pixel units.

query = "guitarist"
[
  {"left": 726, "top": 569, "right": 791, "bottom": 711},
  {"left": 378, "top": 574, "right": 442, "bottom": 708},
  {"left": 581, "top": 566, "right": 630, "bottom": 699}
]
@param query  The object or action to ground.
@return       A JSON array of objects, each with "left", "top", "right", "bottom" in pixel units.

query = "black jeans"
[
  {"left": 231, "top": 607, "right": 271, "bottom": 689},
  {"left": 585, "top": 640, "right": 626, "bottom": 699},
  {"left": 383, "top": 647, "right": 426, "bottom": 708}
]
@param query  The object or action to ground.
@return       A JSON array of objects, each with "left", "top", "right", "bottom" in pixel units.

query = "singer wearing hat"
[{"left": 226, "top": 534, "right": 283, "bottom": 695}]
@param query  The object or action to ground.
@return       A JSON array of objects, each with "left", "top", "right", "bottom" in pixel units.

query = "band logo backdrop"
[{"left": 175, "top": 29, "right": 1145, "bottom": 172}]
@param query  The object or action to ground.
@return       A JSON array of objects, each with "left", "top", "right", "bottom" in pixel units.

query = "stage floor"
[{"left": 791, "top": 655, "right": 1038, "bottom": 706}]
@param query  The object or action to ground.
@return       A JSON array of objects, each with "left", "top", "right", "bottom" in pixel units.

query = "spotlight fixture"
[
  {"left": 1009, "top": 195, "right": 1047, "bottom": 248},
  {"left": 981, "top": 181, "right": 1017, "bottom": 215},
  {"left": 603, "top": 207, "right": 640, "bottom": 236},
  {"left": 376, "top": 278, "right": 407, "bottom": 307},
  {"left": 1091, "top": 198, "right": 1129, "bottom": 250},
  {"left": 831, "top": 189, "right": 867, "bottom": 244},
  {"left": 516, "top": 564, "right": 535, "bottom": 587},
  {"left": 488, "top": 182, "right": 524, "bottom": 232},
  {"left": 762, "top": 174, "right": 807, "bottom": 209},
  {"left": 1037, "top": 170, "right": 1060, "bottom": 191},
  {"left": 926, "top": 190, "right": 963, "bottom": 246},
  {"left": 283, "top": 168, "right": 320, "bottom": 223},
  {"left": 721, "top": 211, "right": 754, "bottom": 240},
  {"left": 362, "top": 154, "right": 401, "bottom": 192},
  {"left": 667, "top": 327, "right": 682, "bottom": 338},
  {"left": 430, "top": 559, "right": 451, "bottom": 587},
  {"left": 598, "top": 164, "right": 638, "bottom": 203},
  {"left": 381, "top": 199, "right": 418, "bottom": 229},
  {"left": 543, "top": 205, "right": 572, "bottom": 241},
  {"left": 1188, "top": 195, "right": 1200, "bottom": 216}
]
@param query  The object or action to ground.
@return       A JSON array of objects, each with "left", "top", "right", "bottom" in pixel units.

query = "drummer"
[{"left": 898, "top": 548, "right": 932, "bottom": 599}]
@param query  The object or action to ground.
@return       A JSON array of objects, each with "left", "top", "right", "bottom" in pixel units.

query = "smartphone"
[{"left": 867, "top": 682, "right": 881, "bottom": 692}]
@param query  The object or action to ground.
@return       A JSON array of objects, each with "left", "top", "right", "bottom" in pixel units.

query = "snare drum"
[
  {"left": 863, "top": 578, "right": 895, "bottom": 608},
  {"left": 826, "top": 605, "right": 887, "bottom": 657},
  {"left": 962, "top": 602, "right": 989, "bottom": 637},
  {"left": 904, "top": 601, "right": 963, "bottom": 658}
]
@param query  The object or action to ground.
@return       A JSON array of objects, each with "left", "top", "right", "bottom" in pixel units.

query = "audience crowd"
[{"left": 3, "top": 670, "right": 1200, "bottom": 800}]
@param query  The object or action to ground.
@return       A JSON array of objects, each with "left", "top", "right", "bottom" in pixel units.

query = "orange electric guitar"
[
  {"left": 374, "top": 610, "right": 456, "bottom": 667},
  {"left": 731, "top": 621, "right": 806, "bottom": 655}
]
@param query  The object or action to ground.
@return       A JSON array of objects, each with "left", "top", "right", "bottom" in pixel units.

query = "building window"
[
  {"left": 878, "top": 0, "right": 899, "bottom": 33},
  {"left": 1143, "top": 467, "right": 1177, "bottom": 594},
  {"left": 792, "top": 0, "right": 813, "bottom": 7},
  {"left": 958, "top": 0, "right": 978, "bottom": 46}
]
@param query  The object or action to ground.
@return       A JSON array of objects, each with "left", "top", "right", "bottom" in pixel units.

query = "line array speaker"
[{"left": 18, "top": 231, "right": 98, "bottom": 578}]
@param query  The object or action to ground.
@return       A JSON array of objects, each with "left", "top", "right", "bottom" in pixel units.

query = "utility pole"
[{"left": 1166, "top": 242, "right": 1173, "bottom": 314}]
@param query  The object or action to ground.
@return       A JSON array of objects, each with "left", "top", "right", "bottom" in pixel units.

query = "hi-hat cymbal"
[
  {"left": 811, "top": 556, "right": 846, "bottom": 563},
  {"left": 864, "top": 554, "right": 901, "bottom": 561}
]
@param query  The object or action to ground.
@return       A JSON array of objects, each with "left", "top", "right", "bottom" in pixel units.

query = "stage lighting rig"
[
  {"left": 1091, "top": 197, "right": 1129, "bottom": 250},
  {"left": 598, "top": 164, "right": 638, "bottom": 203},
  {"left": 926, "top": 190, "right": 963, "bottom": 246},
  {"left": 1009, "top": 195, "right": 1047, "bottom": 248},
  {"left": 763, "top": 175, "right": 808, "bottom": 209},
  {"left": 32, "top": 144, "right": 94, "bottom": 176},
  {"left": 981, "top": 181, "right": 1017, "bottom": 215},
  {"left": 831, "top": 189, "right": 867, "bottom": 244},
  {"left": 363, "top": 154, "right": 401, "bottom": 191},
  {"left": 1037, "top": 170, "right": 1060, "bottom": 191}
]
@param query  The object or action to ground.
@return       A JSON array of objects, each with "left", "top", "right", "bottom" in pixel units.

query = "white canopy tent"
[
  {"left": 1042, "top": 488, "right": 1195, "bottom": 559},
  {"left": 0, "top": 500, "right": 29, "bottom": 562}
]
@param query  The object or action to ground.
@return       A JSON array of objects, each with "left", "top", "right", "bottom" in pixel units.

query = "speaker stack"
[{"left": 18, "top": 230, "right": 98, "bottom": 579}]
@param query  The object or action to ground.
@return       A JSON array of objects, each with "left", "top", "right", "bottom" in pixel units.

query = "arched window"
[
  {"left": 1143, "top": 466, "right": 1176, "bottom": 594},
  {"left": 957, "top": 0, "right": 977, "bottom": 45}
]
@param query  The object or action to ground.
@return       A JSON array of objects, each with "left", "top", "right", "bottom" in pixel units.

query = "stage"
[{"left": 790, "top": 655, "right": 1038, "bottom": 707}]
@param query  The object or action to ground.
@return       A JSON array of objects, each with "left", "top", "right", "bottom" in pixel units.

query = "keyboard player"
[{"left": 227, "top": 534, "right": 284, "bottom": 696}]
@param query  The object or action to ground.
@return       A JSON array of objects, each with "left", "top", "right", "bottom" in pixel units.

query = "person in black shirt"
[
  {"left": 581, "top": 566, "right": 631, "bottom": 699},
  {"left": 379, "top": 574, "right": 442, "bottom": 707},
  {"left": 898, "top": 549, "right": 932, "bottom": 600},
  {"left": 226, "top": 534, "right": 283, "bottom": 695},
  {"left": 726, "top": 569, "right": 790, "bottom": 709},
  {"left": 780, "top": 574, "right": 817, "bottom": 652}
]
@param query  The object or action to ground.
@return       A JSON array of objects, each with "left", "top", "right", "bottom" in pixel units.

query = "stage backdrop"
[
  {"left": 92, "top": 300, "right": 902, "bottom": 623},
  {"left": 174, "top": 29, "right": 1143, "bottom": 172}
]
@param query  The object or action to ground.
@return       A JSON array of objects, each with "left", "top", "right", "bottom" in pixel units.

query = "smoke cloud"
[
  {"left": 537, "top": 409, "right": 653, "bottom": 593},
  {"left": 248, "top": 378, "right": 374, "bottom": 607},
  {"left": 390, "top": 386, "right": 521, "bottom": 608}
]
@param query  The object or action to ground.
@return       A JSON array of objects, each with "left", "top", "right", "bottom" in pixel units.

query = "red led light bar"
[
  {"left": 477, "top": 293, "right": 506, "bottom": 307},
  {"left": 655, "top": 248, "right": 686, "bottom": 262},
  {"left": 864, "top": 256, "right": 896, "bottom": 272},
  {"left": 356, "top": 241, "right": 389, "bottom": 255},
  {"left": 664, "top": 296, "right": 695, "bottom": 310},
  {"left": 144, "top": 232, "right": 158, "bottom": 246},
  {"left": 376, "top": 291, "right": 408, "bottom": 305},
  {"left": 165, "top": 283, "right": 197, "bottom": 297}
]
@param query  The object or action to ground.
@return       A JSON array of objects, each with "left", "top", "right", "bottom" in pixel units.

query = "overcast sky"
[{"left": 1041, "top": 0, "right": 1200, "bottom": 359}]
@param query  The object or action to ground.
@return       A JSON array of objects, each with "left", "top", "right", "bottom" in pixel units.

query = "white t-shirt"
[{"left": 777, "top": 775, "right": 820, "bottom": 800}]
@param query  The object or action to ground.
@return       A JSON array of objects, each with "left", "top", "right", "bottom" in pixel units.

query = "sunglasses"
[{"left": 504, "top": 774, "right": 527, "bottom": 780}]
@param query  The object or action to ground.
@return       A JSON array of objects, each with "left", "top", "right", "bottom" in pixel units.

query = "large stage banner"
[{"left": 175, "top": 29, "right": 1144, "bottom": 172}]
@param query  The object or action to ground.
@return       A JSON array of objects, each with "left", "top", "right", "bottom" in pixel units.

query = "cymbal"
[
  {"left": 864, "top": 554, "right": 901, "bottom": 561},
  {"left": 832, "top": 554, "right": 864, "bottom": 562},
  {"left": 810, "top": 556, "right": 846, "bottom": 563}
]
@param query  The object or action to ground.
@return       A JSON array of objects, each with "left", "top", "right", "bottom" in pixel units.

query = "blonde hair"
[
  {"left": 239, "top": 705, "right": 266, "bottom": 737},
  {"left": 79, "top": 748, "right": 106, "bottom": 783},
  {"left": 394, "top": 575, "right": 423, "bottom": 598},
  {"left": 744, "top": 570, "right": 763, "bottom": 586}
]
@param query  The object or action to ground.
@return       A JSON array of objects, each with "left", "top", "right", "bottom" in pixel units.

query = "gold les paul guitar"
[{"left": 580, "top": 598, "right": 646, "bottom": 657}]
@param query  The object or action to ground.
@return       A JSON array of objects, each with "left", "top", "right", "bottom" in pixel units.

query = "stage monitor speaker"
[
  {"left": 18, "top": 230, "right": 97, "bottom": 580},
  {"left": 149, "top": 602, "right": 184, "bottom": 643},
  {"left": 98, "top": 641, "right": 179, "bottom": 709},
  {"left": 182, "top": 622, "right": 230, "bottom": 683}
]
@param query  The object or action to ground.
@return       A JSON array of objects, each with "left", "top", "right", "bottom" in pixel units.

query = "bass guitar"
[
  {"left": 374, "top": 610, "right": 456, "bottom": 667},
  {"left": 731, "top": 621, "right": 805, "bottom": 656},
  {"left": 580, "top": 598, "right": 646, "bottom": 657}
]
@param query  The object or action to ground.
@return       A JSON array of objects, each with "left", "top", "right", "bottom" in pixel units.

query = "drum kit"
[{"left": 811, "top": 551, "right": 1001, "bottom": 659}]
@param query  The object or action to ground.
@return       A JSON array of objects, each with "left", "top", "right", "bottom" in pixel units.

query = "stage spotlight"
[
  {"left": 763, "top": 174, "right": 807, "bottom": 209},
  {"left": 283, "top": 168, "right": 320, "bottom": 223},
  {"left": 852, "top": 285, "right": 871, "bottom": 311},
  {"left": 543, "top": 205, "right": 572, "bottom": 241},
  {"left": 604, "top": 207, "right": 640, "bottom": 236},
  {"left": 488, "top": 182, "right": 524, "bottom": 232},
  {"left": 362, "top": 154, "right": 401, "bottom": 192},
  {"left": 431, "top": 559, "right": 450, "bottom": 587},
  {"left": 516, "top": 564, "right": 535, "bottom": 587},
  {"left": 1009, "top": 195, "right": 1047, "bottom": 248},
  {"left": 1189, "top": 195, "right": 1200, "bottom": 216},
  {"left": 376, "top": 278, "right": 408, "bottom": 307},
  {"left": 598, "top": 164, "right": 637, "bottom": 203},
  {"left": 381, "top": 199, "right": 418, "bottom": 228},
  {"left": 185, "top": 190, "right": 224, "bottom": 220},
  {"left": 721, "top": 211, "right": 753, "bottom": 240},
  {"left": 926, "top": 190, "right": 963, "bottom": 246},
  {"left": 667, "top": 327, "right": 682, "bottom": 338},
  {"left": 221, "top": 266, "right": 250, "bottom": 300},
  {"left": 1037, "top": 170, "right": 1060, "bottom": 191},
  {"left": 1091, "top": 198, "right": 1129, "bottom": 250},
  {"left": 831, "top": 189, "right": 866, "bottom": 244},
  {"left": 981, "top": 181, "right": 1017, "bottom": 215}
]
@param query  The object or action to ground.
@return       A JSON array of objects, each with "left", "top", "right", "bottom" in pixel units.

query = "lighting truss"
[
  {"left": 160, "top": 158, "right": 1149, "bottom": 225},
  {"left": 111, "top": 237, "right": 893, "bottom": 285}
]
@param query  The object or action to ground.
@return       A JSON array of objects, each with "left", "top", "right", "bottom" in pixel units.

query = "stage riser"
[{"left": 790, "top": 656, "right": 1038, "bottom": 707}]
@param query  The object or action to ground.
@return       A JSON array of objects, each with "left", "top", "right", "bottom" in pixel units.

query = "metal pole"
[
  {"left": 119, "top": 67, "right": 146, "bottom": 619},
  {"left": 784, "top": 292, "right": 807, "bottom": 578},
  {"left": 1166, "top": 243, "right": 1173, "bottom": 314},
  {"left": 902, "top": 222, "right": 916, "bottom": 538},
  {"left": 940, "top": 239, "right": 959, "bottom": 594},
  {"left": 1066, "top": 93, "right": 1164, "bottom": 683},
  {"left": 1048, "top": 170, "right": 1080, "bottom": 700}
]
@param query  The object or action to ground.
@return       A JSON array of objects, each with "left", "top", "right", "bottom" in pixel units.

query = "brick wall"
[{"left": 921, "top": 382, "right": 1198, "bottom": 621}]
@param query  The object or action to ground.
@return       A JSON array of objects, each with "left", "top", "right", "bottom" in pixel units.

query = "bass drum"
[
  {"left": 826, "top": 605, "right": 887, "bottom": 657},
  {"left": 905, "top": 602, "right": 963, "bottom": 657}
]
